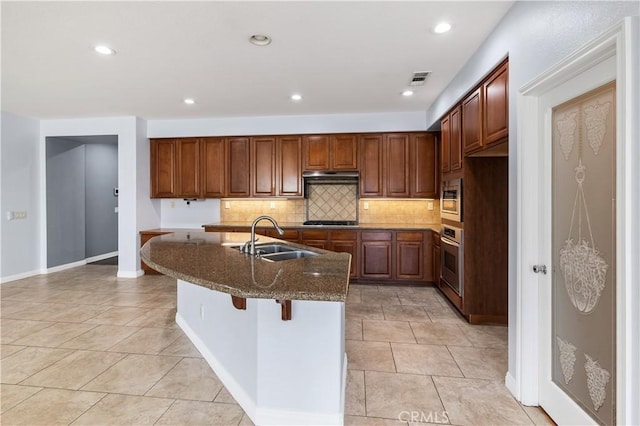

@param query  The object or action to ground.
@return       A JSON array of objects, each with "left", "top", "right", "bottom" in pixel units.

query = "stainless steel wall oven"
[
  {"left": 440, "top": 225, "right": 464, "bottom": 297},
  {"left": 441, "top": 178, "right": 463, "bottom": 222}
]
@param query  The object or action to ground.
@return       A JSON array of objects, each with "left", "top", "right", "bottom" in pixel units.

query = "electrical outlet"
[
  {"left": 114, "top": 207, "right": 119, "bottom": 213},
  {"left": 225, "top": 201, "right": 230, "bottom": 209},
  {"left": 200, "top": 304, "right": 205, "bottom": 320},
  {"left": 427, "top": 202, "right": 434, "bottom": 211},
  {"left": 12, "top": 211, "right": 27, "bottom": 219},
  {"left": 363, "top": 202, "right": 369, "bottom": 210},
  {"left": 270, "top": 201, "right": 276, "bottom": 209},
  {"left": 170, "top": 200, "right": 175, "bottom": 208}
]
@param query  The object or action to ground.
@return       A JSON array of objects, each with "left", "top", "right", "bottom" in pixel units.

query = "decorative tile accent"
[{"left": 307, "top": 184, "right": 358, "bottom": 222}]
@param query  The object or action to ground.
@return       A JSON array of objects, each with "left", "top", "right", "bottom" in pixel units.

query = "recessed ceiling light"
[
  {"left": 291, "top": 94, "right": 302, "bottom": 101},
  {"left": 183, "top": 98, "right": 196, "bottom": 105},
  {"left": 249, "top": 34, "right": 272, "bottom": 46},
  {"left": 433, "top": 22, "right": 452, "bottom": 34},
  {"left": 94, "top": 45, "right": 116, "bottom": 55},
  {"left": 402, "top": 90, "right": 414, "bottom": 97}
]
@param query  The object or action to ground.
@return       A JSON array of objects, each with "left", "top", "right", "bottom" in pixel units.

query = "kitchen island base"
[{"left": 176, "top": 279, "right": 347, "bottom": 425}]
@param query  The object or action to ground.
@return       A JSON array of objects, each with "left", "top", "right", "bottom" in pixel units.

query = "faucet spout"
[{"left": 246, "top": 215, "right": 284, "bottom": 255}]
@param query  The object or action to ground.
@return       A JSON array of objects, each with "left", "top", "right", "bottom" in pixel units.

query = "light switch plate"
[
  {"left": 427, "top": 202, "right": 434, "bottom": 211},
  {"left": 224, "top": 201, "right": 230, "bottom": 209},
  {"left": 363, "top": 202, "right": 369, "bottom": 210}
]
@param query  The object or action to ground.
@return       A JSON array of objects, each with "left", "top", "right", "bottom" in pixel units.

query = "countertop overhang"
[{"left": 140, "top": 231, "right": 351, "bottom": 302}]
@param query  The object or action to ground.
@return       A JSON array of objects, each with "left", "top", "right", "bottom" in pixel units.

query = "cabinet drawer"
[
  {"left": 301, "top": 230, "right": 329, "bottom": 240},
  {"left": 330, "top": 230, "right": 357, "bottom": 241},
  {"left": 396, "top": 231, "right": 423, "bottom": 242},
  {"left": 361, "top": 231, "right": 392, "bottom": 241},
  {"left": 265, "top": 229, "right": 299, "bottom": 241},
  {"left": 432, "top": 230, "right": 441, "bottom": 246}
]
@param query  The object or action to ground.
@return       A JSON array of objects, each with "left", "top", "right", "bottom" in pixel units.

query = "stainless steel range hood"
[{"left": 302, "top": 171, "right": 359, "bottom": 198}]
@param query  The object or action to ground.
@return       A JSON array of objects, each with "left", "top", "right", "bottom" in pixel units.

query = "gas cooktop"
[{"left": 303, "top": 220, "right": 358, "bottom": 226}]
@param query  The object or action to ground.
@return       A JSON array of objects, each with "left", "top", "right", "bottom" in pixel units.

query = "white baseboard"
[
  {"left": 46, "top": 259, "right": 87, "bottom": 274},
  {"left": 505, "top": 371, "right": 520, "bottom": 401},
  {"left": 85, "top": 251, "right": 118, "bottom": 263},
  {"left": 117, "top": 269, "right": 144, "bottom": 278},
  {"left": 0, "top": 269, "right": 41, "bottom": 284}
]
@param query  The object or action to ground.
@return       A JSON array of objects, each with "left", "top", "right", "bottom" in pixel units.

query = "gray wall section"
[
  {"left": 46, "top": 137, "right": 118, "bottom": 267},
  {"left": 424, "top": 1, "right": 639, "bottom": 378},
  {"left": 46, "top": 140, "right": 86, "bottom": 267},
  {"left": 85, "top": 144, "right": 118, "bottom": 257}
]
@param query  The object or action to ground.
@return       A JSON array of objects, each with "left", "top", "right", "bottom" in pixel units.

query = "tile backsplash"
[
  {"left": 307, "top": 184, "right": 358, "bottom": 222},
  {"left": 220, "top": 198, "right": 439, "bottom": 225}
]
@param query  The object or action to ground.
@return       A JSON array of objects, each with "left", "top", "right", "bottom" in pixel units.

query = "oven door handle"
[{"left": 440, "top": 236, "right": 460, "bottom": 248}]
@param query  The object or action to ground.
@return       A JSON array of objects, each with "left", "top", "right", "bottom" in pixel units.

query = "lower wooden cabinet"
[
  {"left": 396, "top": 232, "right": 424, "bottom": 280},
  {"left": 140, "top": 230, "right": 171, "bottom": 274},
  {"left": 329, "top": 231, "right": 358, "bottom": 279}
]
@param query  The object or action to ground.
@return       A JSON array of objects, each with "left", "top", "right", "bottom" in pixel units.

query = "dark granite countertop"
[
  {"left": 140, "top": 231, "right": 351, "bottom": 302},
  {"left": 202, "top": 222, "right": 439, "bottom": 231}
]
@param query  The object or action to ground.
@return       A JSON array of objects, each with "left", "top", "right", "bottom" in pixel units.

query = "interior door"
[{"left": 538, "top": 57, "right": 616, "bottom": 425}]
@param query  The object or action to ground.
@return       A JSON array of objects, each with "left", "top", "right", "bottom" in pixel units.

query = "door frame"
[{"left": 514, "top": 17, "right": 639, "bottom": 425}]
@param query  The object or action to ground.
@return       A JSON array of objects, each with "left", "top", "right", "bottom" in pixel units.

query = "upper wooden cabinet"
[
  {"left": 176, "top": 138, "right": 201, "bottom": 198},
  {"left": 151, "top": 139, "right": 177, "bottom": 198},
  {"left": 462, "top": 88, "right": 483, "bottom": 154},
  {"left": 411, "top": 133, "right": 438, "bottom": 198},
  {"left": 201, "top": 137, "right": 225, "bottom": 197},
  {"left": 251, "top": 137, "right": 276, "bottom": 197},
  {"left": 359, "top": 134, "right": 384, "bottom": 196},
  {"left": 441, "top": 106, "right": 462, "bottom": 177},
  {"left": 303, "top": 134, "right": 358, "bottom": 171},
  {"left": 483, "top": 61, "right": 509, "bottom": 146},
  {"left": 226, "top": 137, "right": 251, "bottom": 197},
  {"left": 385, "top": 134, "right": 410, "bottom": 197},
  {"left": 277, "top": 136, "right": 302, "bottom": 197}
]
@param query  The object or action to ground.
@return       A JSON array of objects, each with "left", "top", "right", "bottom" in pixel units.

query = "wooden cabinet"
[
  {"left": 440, "top": 106, "right": 462, "bottom": 176},
  {"left": 396, "top": 232, "right": 424, "bottom": 280},
  {"left": 300, "top": 229, "right": 329, "bottom": 250},
  {"left": 226, "top": 137, "right": 251, "bottom": 197},
  {"left": 201, "top": 138, "right": 225, "bottom": 197},
  {"left": 361, "top": 231, "right": 392, "bottom": 279},
  {"left": 359, "top": 134, "right": 384, "bottom": 196},
  {"left": 151, "top": 139, "right": 177, "bottom": 198},
  {"left": 251, "top": 137, "right": 276, "bottom": 197},
  {"left": 432, "top": 231, "right": 441, "bottom": 286},
  {"left": 329, "top": 230, "right": 358, "bottom": 279},
  {"left": 462, "top": 88, "right": 483, "bottom": 154},
  {"left": 176, "top": 138, "right": 201, "bottom": 197},
  {"left": 385, "top": 134, "right": 410, "bottom": 197},
  {"left": 277, "top": 136, "right": 302, "bottom": 197},
  {"left": 483, "top": 61, "right": 509, "bottom": 146},
  {"left": 303, "top": 134, "right": 358, "bottom": 171},
  {"left": 411, "top": 133, "right": 439, "bottom": 198},
  {"left": 140, "top": 230, "right": 171, "bottom": 274}
]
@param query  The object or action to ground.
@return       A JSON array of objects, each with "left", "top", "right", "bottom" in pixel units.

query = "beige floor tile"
[
  {"left": 146, "top": 358, "right": 223, "bottom": 401},
  {"left": 397, "top": 294, "right": 444, "bottom": 309},
  {"left": 1, "top": 346, "right": 74, "bottom": 384},
  {"left": 346, "top": 319, "right": 364, "bottom": 340},
  {"left": 108, "top": 292, "right": 162, "bottom": 307},
  {"left": 1, "top": 388, "right": 105, "bottom": 426},
  {"left": 58, "top": 324, "right": 140, "bottom": 351},
  {"left": 345, "top": 415, "right": 408, "bottom": 425},
  {"left": 125, "top": 308, "right": 177, "bottom": 328},
  {"left": 391, "top": 343, "right": 463, "bottom": 377},
  {"left": 0, "top": 344, "right": 25, "bottom": 359},
  {"left": 346, "top": 340, "right": 395, "bottom": 372},
  {"left": 363, "top": 320, "right": 416, "bottom": 343},
  {"left": 522, "top": 405, "right": 556, "bottom": 425},
  {"left": 347, "top": 303, "right": 385, "bottom": 320},
  {"left": 84, "top": 306, "right": 150, "bottom": 325},
  {"left": 426, "top": 307, "right": 467, "bottom": 324},
  {"left": 239, "top": 412, "right": 255, "bottom": 425},
  {"left": 139, "top": 294, "right": 177, "bottom": 308},
  {"left": 365, "top": 371, "right": 445, "bottom": 421},
  {"left": 0, "top": 319, "right": 55, "bottom": 344},
  {"left": 447, "top": 346, "right": 507, "bottom": 380},
  {"left": 22, "top": 350, "right": 126, "bottom": 390},
  {"left": 382, "top": 305, "right": 430, "bottom": 322},
  {"left": 214, "top": 386, "right": 238, "bottom": 404},
  {"left": 159, "top": 335, "right": 203, "bottom": 358},
  {"left": 433, "top": 376, "right": 533, "bottom": 426},
  {"left": 0, "top": 301, "right": 43, "bottom": 318},
  {"left": 81, "top": 353, "right": 181, "bottom": 395},
  {"left": 47, "top": 304, "right": 113, "bottom": 323},
  {"left": 0, "top": 384, "right": 42, "bottom": 413},
  {"left": 361, "top": 292, "right": 401, "bottom": 305},
  {"left": 459, "top": 324, "right": 508, "bottom": 348},
  {"left": 108, "top": 327, "right": 183, "bottom": 354},
  {"left": 156, "top": 400, "right": 245, "bottom": 425},
  {"left": 347, "top": 288, "right": 362, "bottom": 304},
  {"left": 346, "top": 369, "right": 366, "bottom": 416},
  {"left": 44, "top": 290, "right": 116, "bottom": 305},
  {"left": 71, "top": 393, "right": 174, "bottom": 425},
  {"left": 6, "top": 302, "right": 78, "bottom": 321},
  {"left": 378, "top": 285, "right": 416, "bottom": 295},
  {"left": 12, "top": 322, "right": 97, "bottom": 347},
  {"left": 409, "top": 322, "right": 472, "bottom": 346}
]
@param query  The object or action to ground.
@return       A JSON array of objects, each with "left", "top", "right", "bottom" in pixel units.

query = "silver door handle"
[{"left": 533, "top": 265, "right": 547, "bottom": 274}]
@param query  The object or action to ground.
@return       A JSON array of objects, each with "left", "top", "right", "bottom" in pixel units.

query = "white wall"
[
  {"left": 0, "top": 112, "right": 41, "bottom": 281},
  {"left": 423, "top": 0, "right": 639, "bottom": 397},
  {"left": 160, "top": 199, "right": 220, "bottom": 228}
]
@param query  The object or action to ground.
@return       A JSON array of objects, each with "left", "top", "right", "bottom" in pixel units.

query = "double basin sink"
[{"left": 234, "top": 243, "right": 318, "bottom": 262}]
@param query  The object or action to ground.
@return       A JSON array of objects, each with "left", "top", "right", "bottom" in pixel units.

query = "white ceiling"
[{"left": 1, "top": 1, "right": 513, "bottom": 120}]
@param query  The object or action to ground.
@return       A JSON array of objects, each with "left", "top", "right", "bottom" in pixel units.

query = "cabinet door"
[
  {"left": 330, "top": 230, "right": 358, "bottom": 279},
  {"left": 226, "top": 137, "right": 251, "bottom": 197},
  {"left": 331, "top": 134, "right": 358, "bottom": 170},
  {"left": 433, "top": 243, "right": 441, "bottom": 285},
  {"left": 151, "top": 139, "right": 176, "bottom": 198},
  {"left": 386, "top": 134, "right": 410, "bottom": 197},
  {"left": 395, "top": 232, "right": 424, "bottom": 280},
  {"left": 201, "top": 137, "right": 225, "bottom": 198},
  {"left": 277, "top": 136, "right": 302, "bottom": 197},
  {"left": 450, "top": 105, "right": 463, "bottom": 171},
  {"left": 462, "top": 88, "right": 483, "bottom": 154},
  {"left": 251, "top": 137, "right": 276, "bottom": 197},
  {"left": 176, "top": 138, "right": 200, "bottom": 197},
  {"left": 411, "top": 133, "right": 438, "bottom": 198},
  {"left": 303, "top": 135, "right": 330, "bottom": 171},
  {"left": 483, "top": 61, "right": 509, "bottom": 145},
  {"left": 361, "top": 242, "right": 392, "bottom": 278},
  {"left": 440, "top": 115, "right": 451, "bottom": 174},
  {"left": 359, "top": 134, "right": 384, "bottom": 196}
]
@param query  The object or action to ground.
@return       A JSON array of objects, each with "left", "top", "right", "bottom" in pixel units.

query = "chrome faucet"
[{"left": 240, "top": 215, "right": 285, "bottom": 255}]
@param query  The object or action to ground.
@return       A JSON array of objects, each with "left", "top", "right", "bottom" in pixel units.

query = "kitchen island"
[{"left": 141, "top": 231, "right": 351, "bottom": 425}]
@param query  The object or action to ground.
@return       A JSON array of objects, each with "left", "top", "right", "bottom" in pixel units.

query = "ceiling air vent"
[{"left": 409, "top": 71, "right": 431, "bottom": 86}]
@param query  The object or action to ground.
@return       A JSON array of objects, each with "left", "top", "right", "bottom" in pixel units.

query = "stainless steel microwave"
[{"left": 441, "top": 178, "right": 463, "bottom": 222}]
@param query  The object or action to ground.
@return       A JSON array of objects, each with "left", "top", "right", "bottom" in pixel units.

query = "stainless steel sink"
[
  {"left": 253, "top": 244, "right": 298, "bottom": 255},
  {"left": 260, "top": 250, "right": 319, "bottom": 262}
]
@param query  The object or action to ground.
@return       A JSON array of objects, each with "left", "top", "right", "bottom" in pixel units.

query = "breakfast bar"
[{"left": 140, "top": 230, "right": 351, "bottom": 425}]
